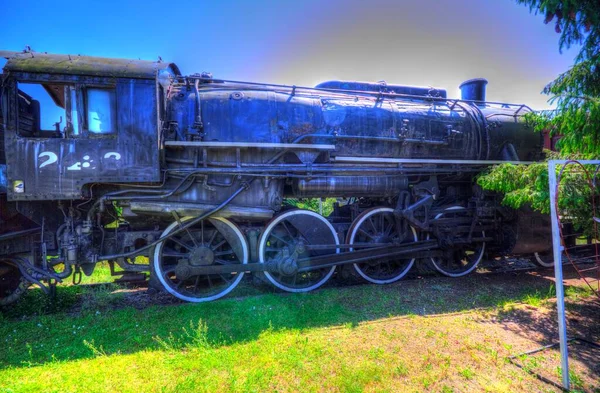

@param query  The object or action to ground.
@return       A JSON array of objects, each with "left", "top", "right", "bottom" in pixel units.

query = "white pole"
[{"left": 548, "top": 160, "right": 570, "bottom": 390}]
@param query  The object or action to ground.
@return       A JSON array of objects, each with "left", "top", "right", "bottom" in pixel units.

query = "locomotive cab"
[{"left": 0, "top": 51, "right": 180, "bottom": 201}]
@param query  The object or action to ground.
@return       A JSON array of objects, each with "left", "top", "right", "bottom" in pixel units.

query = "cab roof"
[{"left": 0, "top": 51, "right": 180, "bottom": 79}]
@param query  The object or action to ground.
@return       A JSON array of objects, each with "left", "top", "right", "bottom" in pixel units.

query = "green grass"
[
  {"left": 564, "top": 284, "right": 596, "bottom": 299},
  {"left": 74, "top": 260, "right": 148, "bottom": 285},
  {"left": 49, "top": 261, "right": 117, "bottom": 287},
  {"left": 459, "top": 367, "right": 475, "bottom": 380},
  {"left": 0, "top": 272, "right": 596, "bottom": 392}
]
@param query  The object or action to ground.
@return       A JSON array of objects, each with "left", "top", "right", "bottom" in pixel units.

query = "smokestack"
[{"left": 459, "top": 78, "right": 488, "bottom": 102}]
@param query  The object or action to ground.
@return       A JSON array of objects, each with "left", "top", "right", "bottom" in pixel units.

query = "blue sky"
[{"left": 1, "top": 0, "right": 579, "bottom": 109}]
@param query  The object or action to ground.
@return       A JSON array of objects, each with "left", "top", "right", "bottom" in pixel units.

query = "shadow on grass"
[
  {"left": 0, "top": 265, "right": 594, "bottom": 370},
  {"left": 494, "top": 287, "right": 600, "bottom": 386}
]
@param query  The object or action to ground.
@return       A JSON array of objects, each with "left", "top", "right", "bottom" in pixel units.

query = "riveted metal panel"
[{"left": 5, "top": 79, "right": 160, "bottom": 201}]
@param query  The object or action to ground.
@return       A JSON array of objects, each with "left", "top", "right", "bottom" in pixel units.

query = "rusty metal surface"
[{"left": 2, "top": 51, "right": 180, "bottom": 79}]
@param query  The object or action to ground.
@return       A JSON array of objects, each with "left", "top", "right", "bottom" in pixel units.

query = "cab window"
[
  {"left": 17, "top": 83, "right": 78, "bottom": 137},
  {"left": 86, "top": 88, "right": 116, "bottom": 134}
]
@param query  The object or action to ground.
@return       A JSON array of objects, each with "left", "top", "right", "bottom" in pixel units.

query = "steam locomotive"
[{"left": 0, "top": 50, "right": 551, "bottom": 304}]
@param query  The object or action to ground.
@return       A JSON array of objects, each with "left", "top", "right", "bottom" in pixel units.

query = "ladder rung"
[{"left": 577, "top": 266, "right": 600, "bottom": 273}]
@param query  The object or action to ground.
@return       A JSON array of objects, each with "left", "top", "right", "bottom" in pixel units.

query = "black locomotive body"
[{"left": 0, "top": 51, "right": 550, "bottom": 304}]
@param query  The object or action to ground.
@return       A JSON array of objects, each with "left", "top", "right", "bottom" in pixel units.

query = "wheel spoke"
[
  {"left": 368, "top": 217, "right": 378, "bottom": 235},
  {"left": 384, "top": 222, "right": 394, "bottom": 237},
  {"left": 170, "top": 237, "right": 194, "bottom": 251},
  {"left": 212, "top": 239, "right": 227, "bottom": 250},
  {"left": 162, "top": 247, "right": 188, "bottom": 258},
  {"left": 175, "top": 220, "right": 198, "bottom": 248},
  {"left": 163, "top": 252, "right": 188, "bottom": 258},
  {"left": 281, "top": 221, "right": 295, "bottom": 239},
  {"left": 207, "top": 230, "right": 217, "bottom": 247},
  {"left": 214, "top": 249, "right": 235, "bottom": 257},
  {"left": 201, "top": 220, "right": 205, "bottom": 245},
  {"left": 358, "top": 228, "right": 375, "bottom": 240},
  {"left": 271, "top": 233, "right": 292, "bottom": 246},
  {"left": 219, "top": 274, "right": 230, "bottom": 283}
]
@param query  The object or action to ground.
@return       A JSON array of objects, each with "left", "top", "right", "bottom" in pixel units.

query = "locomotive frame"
[{"left": 0, "top": 50, "right": 552, "bottom": 304}]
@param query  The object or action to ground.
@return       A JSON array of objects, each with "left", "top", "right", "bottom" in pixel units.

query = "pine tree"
[
  {"left": 476, "top": 1, "right": 600, "bottom": 232},
  {"left": 516, "top": 0, "right": 600, "bottom": 156}
]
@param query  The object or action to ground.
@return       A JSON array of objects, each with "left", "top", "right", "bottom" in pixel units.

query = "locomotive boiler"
[{"left": 0, "top": 50, "right": 550, "bottom": 304}]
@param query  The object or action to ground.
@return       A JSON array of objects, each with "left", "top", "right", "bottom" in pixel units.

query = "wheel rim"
[
  {"left": 153, "top": 216, "right": 248, "bottom": 302},
  {"left": 348, "top": 207, "right": 417, "bottom": 284},
  {"left": 534, "top": 251, "right": 555, "bottom": 267},
  {"left": 259, "top": 210, "right": 339, "bottom": 293},
  {"left": 429, "top": 206, "right": 485, "bottom": 277}
]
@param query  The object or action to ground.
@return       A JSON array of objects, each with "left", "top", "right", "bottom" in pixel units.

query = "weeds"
[
  {"left": 394, "top": 361, "right": 409, "bottom": 377},
  {"left": 556, "top": 367, "right": 586, "bottom": 391},
  {"left": 518, "top": 354, "right": 543, "bottom": 373},
  {"left": 83, "top": 339, "right": 108, "bottom": 357},
  {"left": 153, "top": 319, "right": 213, "bottom": 352},
  {"left": 19, "top": 343, "right": 38, "bottom": 368},
  {"left": 80, "top": 284, "right": 123, "bottom": 312},
  {"left": 565, "top": 285, "right": 595, "bottom": 300},
  {"left": 459, "top": 367, "right": 475, "bottom": 380}
]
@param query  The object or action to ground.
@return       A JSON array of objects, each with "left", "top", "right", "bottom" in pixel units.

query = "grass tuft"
[
  {"left": 153, "top": 319, "right": 213, "bottom": 352},
  {"left": 394, "top": 361, "right": 409, "bottom": 377},
  {"left": 83, "top": 339, "right": 108, "bottom": 358},
  {"left": 459, "top": 367, "right": 475, "bottom": 380}
]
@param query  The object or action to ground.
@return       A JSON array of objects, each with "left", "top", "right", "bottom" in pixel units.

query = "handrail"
[{"left": 180, "top": 75, "right": 534, "bottom": 112}]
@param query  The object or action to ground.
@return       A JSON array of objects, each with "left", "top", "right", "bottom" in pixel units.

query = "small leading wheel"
[
  {"left": 347, "top": 207, "right": 418, "bottom": 284},
  {"left": 429, "top": 206, "right": 485, "bottom": 277},
  {"left": 533, "top": 250, "right": 554, "bottom": 267},
  {"left": 259, "top": 209, "right": 339, "bottom": 293},
  {"left": 0, "top": 258, "right": 30, "bottom": 306},
  {"left": 153, "top": 216, "right": 248, "bottom": 302}
]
